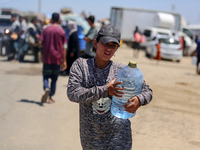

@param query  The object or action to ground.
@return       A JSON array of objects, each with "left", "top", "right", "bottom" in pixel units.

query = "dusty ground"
[{"left": 0, "top": 46, "right": 200, "bottom": 150}]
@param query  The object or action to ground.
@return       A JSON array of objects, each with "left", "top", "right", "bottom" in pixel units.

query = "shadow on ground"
[
  {"left": 18, "top": 99, "right": 44, "bottom": 106},
  {"left": 5, "top": 67, "right": 42, "bottom": 76},
  {"left": 0, "top": 59, "right": 39, "bottom": 63},
  {"left": 20, "top": 60, "right": 40, "bottom": 63},
  {"left": 185, "top": 72, "right": 199, "bottom": 76}
]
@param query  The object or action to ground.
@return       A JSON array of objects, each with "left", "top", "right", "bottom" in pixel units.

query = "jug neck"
[{"left": 128, "top": 61, "right": 137, "bottom": 68}]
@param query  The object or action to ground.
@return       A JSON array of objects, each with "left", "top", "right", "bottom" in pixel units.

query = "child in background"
[{"left": 156, "top": 39, "right": 162, "bottom": 64}]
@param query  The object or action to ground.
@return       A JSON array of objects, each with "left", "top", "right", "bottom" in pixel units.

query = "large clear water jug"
[{"left": 111, "top": 61, "right": 143, "bottom": 119}]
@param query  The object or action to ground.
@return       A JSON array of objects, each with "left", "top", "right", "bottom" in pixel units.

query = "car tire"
[
  {"left": 1, "top": 46, "right": 6, "bottom": 56},
  {"left": 145, "top": 48, "right": 151, "bottom": 58}
]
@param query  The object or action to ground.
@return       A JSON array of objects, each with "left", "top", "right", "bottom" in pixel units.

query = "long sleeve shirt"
[{"left": 67, "top": 58, "right": 153, "bottom": 150}]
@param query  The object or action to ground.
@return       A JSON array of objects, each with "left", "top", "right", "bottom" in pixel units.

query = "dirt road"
[{"left": 0, "top": 46, "right": 200, "bottom": 150}]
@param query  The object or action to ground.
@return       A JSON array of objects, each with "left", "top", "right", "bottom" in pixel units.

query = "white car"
[{"left": 145, "top": 34, "right": 183, "bottom": 62}]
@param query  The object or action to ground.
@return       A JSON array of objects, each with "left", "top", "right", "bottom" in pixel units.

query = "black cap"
[
  {"left": 11, "top": 14, "right": 17, "bottom": 18},
  {"left": 31, "top": 17, "right": 37, "bottom": 23},
  {"left": 87, "top": 15, "right": 95, "bottom": 24},
  {"left": 97, "top": 24, "right": 121, "bottom": 46},
  {"left": 52, "top": 12, "right": 60, "bottom": 22}
]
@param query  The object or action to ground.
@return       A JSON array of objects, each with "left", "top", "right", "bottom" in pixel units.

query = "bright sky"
[{"left": 1, "top": 0, "right": 200, "bottom": 25}]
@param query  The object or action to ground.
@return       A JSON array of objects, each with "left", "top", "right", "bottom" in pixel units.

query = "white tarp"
[{"left": 153, "top": 12, "right": 175, "bottom": 29}]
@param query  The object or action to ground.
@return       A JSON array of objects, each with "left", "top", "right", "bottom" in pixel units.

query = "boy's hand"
[
  {"left": 61, "top": 61, "right": 67, "bottom": 71},
  {"left": 107, "top": 78, "right": 124, "bottom": 97},
  {"left": 123, "top": 96, "right": 140, "bottom": 113}
]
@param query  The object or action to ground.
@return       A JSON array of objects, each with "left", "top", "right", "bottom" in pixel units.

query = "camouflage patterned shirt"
[{"left": 67, "top": 58, "right": 153, "bottom": 150}]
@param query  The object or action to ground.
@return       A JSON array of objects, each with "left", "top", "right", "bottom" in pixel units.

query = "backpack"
[
  {"left": 25, "top": 23, "right": 36, "bottom": 44},
  {"left": 134, "top": 32, "right": 141, "bottom": 43},
  {"left": 25, "top": 30, "right": 35, "bottom": 44},
  {"left": 134, "top": 32, "right": 146, "bottom": 43}
]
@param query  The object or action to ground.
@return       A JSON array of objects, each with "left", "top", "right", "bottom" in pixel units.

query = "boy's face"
[
  {"left": 87, "top": 20, "right": 93, "bottom": 26},
  {"left": 19, "top": 17, "right": 23, "bottom": 22},
  {"left": 12, "top": 17, "right": 16, "bottom": 22}
]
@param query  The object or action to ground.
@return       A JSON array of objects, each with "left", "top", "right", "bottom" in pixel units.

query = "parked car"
[
  {"left": 145, "top": 34, "right": 183, "bottom": 62},
  {"left": 143, "top": 27, "right": 197, "bottom": 56},
  {"left": 0, "top": 15, "right": 12, "bottom": 57}
]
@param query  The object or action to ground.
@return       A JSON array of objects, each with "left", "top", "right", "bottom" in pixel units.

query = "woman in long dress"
[{"left": 66, "top": 21, "right": 80, "bottom": 75}]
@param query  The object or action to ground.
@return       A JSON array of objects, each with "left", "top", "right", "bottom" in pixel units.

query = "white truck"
[{"left": 110, "top": 7, "right": 197, "bottom": 55}]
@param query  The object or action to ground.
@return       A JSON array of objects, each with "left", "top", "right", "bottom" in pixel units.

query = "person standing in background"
[
  {"left": 83, "top": 15, "right": 97, "bottom": 58},
  {"left": 195, "top": 37, "right": 200, "bottom": 74},
  {"left": 133, "top": 26, "right": 141, "bottom": 58},
  {"left": 156, "top": 39, "right": 162, "bottom": 64},
  {"left": 26, "top": 17, "right": 40, "bottom": 62},
  {"left": 7, "top": 14, "right": 20, "bottom": 61},
  {"left": 66, "top": 21, "right": 80, "bottom": 75},
  {"left": 16, "top": 15, "right": 28, "bottom": 62},
  {"left": 39, "top": 13, "right": 67, "bottom": 103}
]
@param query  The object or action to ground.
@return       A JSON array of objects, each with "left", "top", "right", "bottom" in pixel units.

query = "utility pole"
[
  {"left": 198, "top": 14, "right": 200, "bottom": 24},
  {"left": 171, "top": 4, "right": 175, "bottom": 12},
  {"left": 38, "top": 0, "right": 41, "bottom": 13}
]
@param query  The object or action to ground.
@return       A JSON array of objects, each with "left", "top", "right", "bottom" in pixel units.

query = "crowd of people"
[
  {"left": 5, "top": 12, "right": 106, "bottom": 104},
  {"left": 6, "top": 14, "right": 42, "bottom": 62},
  {"left": 25, "top": 12, "right": 152, "bottom": 149},
  {"left": 35, "top": 13, "right": 152, "bottom": 150},
  {"left": 3, "top": 10, "right": 199, "bottom": 150},
  {"left": 6, "top": 12, "right": 100, "bottom": 74},
  {"left": 32, "top": 12, "right": 102, "bottom": 104}
]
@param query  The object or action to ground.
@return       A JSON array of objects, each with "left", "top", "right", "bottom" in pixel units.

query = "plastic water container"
[{"left": 111, "top": 61, "right": 143, "bottom": 119}]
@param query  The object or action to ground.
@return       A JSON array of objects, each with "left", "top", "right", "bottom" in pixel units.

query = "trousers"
[{"left": 43, "top": 63, "right": 60, "bottom": 97}]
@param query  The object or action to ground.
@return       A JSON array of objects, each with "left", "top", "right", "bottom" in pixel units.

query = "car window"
[
  {"left": 161, "top": 38, "right": 179, "bottom": 44},
  {"left": 0, "top": 18, "right": 12, "bottom": 26},
  {"left": 157, "top": 32, "right": 169, "bottom": 36},
  {"left": 182, "top": 28, "right": 193, "bottom": 39}
]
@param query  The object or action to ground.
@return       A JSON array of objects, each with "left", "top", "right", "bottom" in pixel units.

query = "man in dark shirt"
[
  {"left": 83, "top": 15, "right": 97, "bottom": 58},
  {"left": 26, "top": 17, "right": 40, "bottom": 62},
  {"left": 7, "top": 14, "right": 20, "bottom": 61}
]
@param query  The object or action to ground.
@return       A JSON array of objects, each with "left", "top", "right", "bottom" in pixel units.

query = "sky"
[{"left": 1, "top": 0, "right": 200, "bottom": 25}]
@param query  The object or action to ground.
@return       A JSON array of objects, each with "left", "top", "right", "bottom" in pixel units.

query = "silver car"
[{"left": 145, "top": 34, "right": 183, "bottom": 62}]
